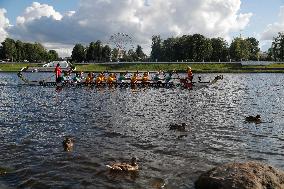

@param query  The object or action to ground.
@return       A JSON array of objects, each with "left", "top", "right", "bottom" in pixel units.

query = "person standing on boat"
[
  {"left": 187, "top": 66, "right": 193, "bottom": 82},
  {"left": 55, "top": 63, "right": 62, "bottom": 83}
]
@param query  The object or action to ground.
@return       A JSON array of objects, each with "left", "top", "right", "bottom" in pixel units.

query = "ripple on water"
[{"left": 2, "top": 73, "right": 284, "bottom": 188}]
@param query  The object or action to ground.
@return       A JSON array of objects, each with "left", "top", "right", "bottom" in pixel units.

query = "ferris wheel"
[{"left": 108, "top": 32, "right": 135, "bottom": 51}]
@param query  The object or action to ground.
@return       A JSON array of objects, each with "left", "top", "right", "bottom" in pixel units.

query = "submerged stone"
[{"left": 195, "top": 161, "right": 284, "bottom": 189}]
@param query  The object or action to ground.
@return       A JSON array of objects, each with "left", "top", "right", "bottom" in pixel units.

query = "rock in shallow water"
[{"left": 195, "top": 161, "right": 284, "bottom": 189}]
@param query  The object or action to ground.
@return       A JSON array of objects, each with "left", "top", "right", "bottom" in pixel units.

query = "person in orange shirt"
[
  {"left": 187, "top": 66, "right": 193, "bottom": 82},
  {"left": 107, "top": 73, "right": 116, "bottom": 84},
  {"left": 85, "top": 72, "right": 94, "bottom": 84},
  {"left": 96, "top": 72, "right": 106, "bottom": 84},
  {"left": 131, "top": 73, "right": 139, "bottom": 84},
  {"left": 141, "top": 72, "right": 150, "bottom": 84}
]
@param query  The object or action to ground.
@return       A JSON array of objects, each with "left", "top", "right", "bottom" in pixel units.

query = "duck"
[
  {"left": 215, "top": 75, "right": 223, "bottom": 80},
  {"left": 62, "top": 137, "right": 74, "bottom": 152},
  {"left": 106, "top": 157, "right": 139, "bottom": 171},
  {"left": 245, "top": 115, "right": 261, "bottom": 122},
  {"left": 169, "top": 123, "right": 186, "bottom": 131},
  {"left": 169, "top": 123, "right": 187, "bottom": 132}
]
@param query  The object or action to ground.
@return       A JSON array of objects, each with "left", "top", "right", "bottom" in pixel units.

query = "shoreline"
[{"left": 2, "top": 62, "right": 284, "bottom": 73}]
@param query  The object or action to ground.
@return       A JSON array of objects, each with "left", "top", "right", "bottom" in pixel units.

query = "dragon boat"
[{"left": 17, "top": 67, "right": 223, "bottom": 89}]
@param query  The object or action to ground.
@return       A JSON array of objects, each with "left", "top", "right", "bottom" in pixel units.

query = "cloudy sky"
[{"left": 0, "top": 0, "right": 284, "bottom": 57}]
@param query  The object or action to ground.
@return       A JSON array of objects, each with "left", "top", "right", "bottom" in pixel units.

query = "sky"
[{"left": 0, "top": 0, "right": 284, "bottom": 57}]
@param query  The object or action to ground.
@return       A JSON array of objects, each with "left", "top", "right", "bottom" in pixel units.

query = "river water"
[{"left": 0, "top": 72, "right": 284, "bottom": 189}]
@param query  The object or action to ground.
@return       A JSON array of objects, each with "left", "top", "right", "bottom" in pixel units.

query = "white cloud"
[
  {"left": 0, "top": 8, "right": 9, "bottom": 42},
  {"left": 9, "top": 0, "right": 252, "bottom": 57},
  {"left": 16, "top": 2, "right": 62, "bottom": 25}
]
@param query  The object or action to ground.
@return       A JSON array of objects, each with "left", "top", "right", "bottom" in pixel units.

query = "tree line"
[
  {"left": 150, "top": 34, "right": 262, "bottom": 62},
  {"left": 2, "top": 32, "right": 284, "bottom": 63},
  {"left": 71, "top": 41, "right": 146, "bottom": 63},
  {"left": 0, "top": 38, "right": 59, "bottom": 62}
]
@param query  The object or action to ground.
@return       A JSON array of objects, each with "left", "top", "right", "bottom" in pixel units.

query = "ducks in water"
[
  {"left": 169, "top": 123, "right": 187, "bottom": 132},
  {"left": 62, "top": 137, "right": 74, "bottom": 152},
  {"left": 106, "top": 157, "right": 139, "bottom": 171},
  {"left": 245, "top": 115, "right": 261, "bottom": 123}
]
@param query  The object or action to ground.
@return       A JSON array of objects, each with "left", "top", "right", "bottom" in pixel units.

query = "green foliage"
[
  {"left": 150, "top": 35, "right": 163, "bottom": 61},
  {"left": 71, "top": 44, "right": 86, "bottom": 63},
  {"left": 246, "top": 37, "right": 260, "bottom": 60},
  {"left": 229, "top": 37, "right": 251, "bottom": 61},
  {"left": 210, "top": 38, "right": 229, "bottom": 61},
  {"left": 271, "top": 32, "right": 284, "bottom": 61},
  {"left": 0, "top": 38, "right": 59, "bottom": 62}
]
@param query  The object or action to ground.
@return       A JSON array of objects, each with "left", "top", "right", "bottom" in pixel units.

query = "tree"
[
  {"left": 210, "top": 38, "right": 229, "bottom": 62},
  {"left": 271, "top": 32, "right": 284, "bottom": 61},
  {"left": 48, "top": 50, "right": 59, "bottom": 61},
  {"left": 15, "top": 40, "right": 25, "bottom": 62},
  {"left": 71, "top": 44, "right": 86, "bottom": 63},
  {"left": 135, "top": 45, "right": 146, "bottom": 61},
  {"left": 162, "top": 37, "right": 177, "bottom": 61},
  {"left": 229, "top": 37, "right": 251, "bottom": 61},
  {"left": 188, "top": 34, "right": 212, "bottom": 62},
  {"left": 111, "top": 48, "right": 119, "bottom": 62},
  {"left": 1, "top": 38, "right": 16, "bottom": 61},
  {"left": 246, "top": 37, "right": 260, "bottom": 60},
  {"left": 93, "top": 40, "right": 103, "bottom": 62},
  {"left": 102, "top": 45, "right": 111, "bottom": 62},
  {"left": 86, "top": 42, "right": 95, "bottom": 62},
  {"left": 151, "top": 35, "right": 163, "bottom": 61}
]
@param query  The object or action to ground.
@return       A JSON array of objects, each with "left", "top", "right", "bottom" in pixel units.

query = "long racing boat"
[{"left": 17, "top": 67, "right": 223, "bottom": 89}]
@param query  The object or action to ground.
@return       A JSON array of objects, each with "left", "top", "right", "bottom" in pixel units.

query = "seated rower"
[
  {"left": 131, "top": 73, "right": 139, "bottom": 84},
  {"left": 153, "top": 71, "right": 163, "bottom": 83},
  {"left": 118, "top": 72, "right": 127, "bottom": 83},
  {"left": 85, "top": 72, "right": 94, "bottom": 84},
  {"left": 165, "top": 72, "right": 173, "bottom": 83},
  {"left": 62, "top": 71, "right": 72, "bottom": 83},
  {"left": 141, "top": 72, "right": 150, "bottom": 84},
  {"left": 73, "top": 72, "right": 82, "bottom": 83},
  {"left": 96, "top": 72, "right": 106, "bottom": 84},
  {"left": 107, "top": 73, "right": 116, "bottom": 84}
]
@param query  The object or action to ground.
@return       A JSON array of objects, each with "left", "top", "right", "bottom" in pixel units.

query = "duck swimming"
[
  {"left": 169, "top": 123, "right": 187, "bottom": 132},
  {"left": 106, "top": 157, "right": 139, "bottom": 171},
  {"left": 245, "top": 115, "right": 261, "bottom": 123},
  {"left": 62, "top": 137, "right": 74, "bottom": 152}
]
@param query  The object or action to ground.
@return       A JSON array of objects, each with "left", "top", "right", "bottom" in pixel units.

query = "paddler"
[
  {"left": 95, "top": 72, "right": 106, "bottom": 84},
  {"left": 107, "top": 73, "right": 116, "bottom": 84},
  {"left": 118, "top": 72, "right": 126, "bottom": 83},
  {"left": 187, "top": 66, "right": 193, "bottom": 82},
  {"left": 73, "top": 72, "right": 82, "bottom": 83},
  {"left": 85, "top": 72, "right": 94, "bottom": 84},
  {"left": 54, "top": 63, "right": 62, "bottom": 83},
  {"left": 165, "top": 72, "right": 173, "bottom": 83},
  {"left": 141, "top": 72, "right": 150, "bottom": 84},
  {"left": 131, "top": 73, "right": 139, "bottom": 84},
  {"left": 153, "top": 70, "right": 163, "bottom": 83}
]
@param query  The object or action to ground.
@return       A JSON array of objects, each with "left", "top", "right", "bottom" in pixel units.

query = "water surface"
[{"left": 0, "top": 72, "right": 284, "bottom": 189}]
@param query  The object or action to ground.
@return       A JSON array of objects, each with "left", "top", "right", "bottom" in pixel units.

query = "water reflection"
[{"left": 1, "top": 73, "right": 284, "bottom": 188}]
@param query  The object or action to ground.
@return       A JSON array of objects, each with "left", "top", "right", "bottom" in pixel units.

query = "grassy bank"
[
  {"left": 75, "top": 63, "right": 242, "bottom": 73},
  {"left": 2, "top": 62, "right": 284, "bottom": 73}
]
